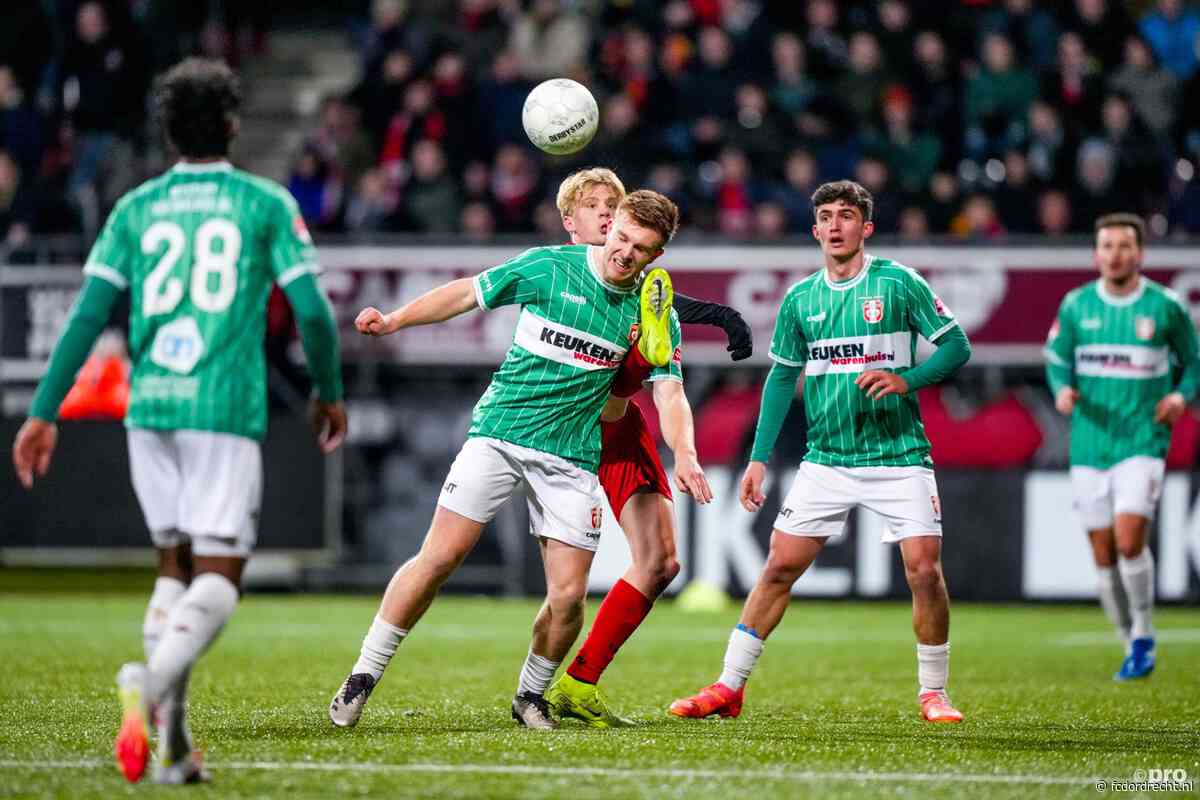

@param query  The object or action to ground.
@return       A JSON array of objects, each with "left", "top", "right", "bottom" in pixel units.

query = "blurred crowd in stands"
[
  {"left": 9, "top": 0, "right": 1200, "bottom": 249},
  {"left": 0, "top": 0, "right": 271, "bottom": 249}
]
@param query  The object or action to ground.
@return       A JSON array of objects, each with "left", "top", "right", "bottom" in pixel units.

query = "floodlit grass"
[{"left": 1, "top": 571, "right": 1197, "bottom": 798}]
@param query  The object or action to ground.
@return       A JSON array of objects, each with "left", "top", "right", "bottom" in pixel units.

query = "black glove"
[
  {"left": 675, "top": 293, "right": 754, "bottom": 361},
  {"left": 721, "top": 309, "right": 753, "bottom": 361}
]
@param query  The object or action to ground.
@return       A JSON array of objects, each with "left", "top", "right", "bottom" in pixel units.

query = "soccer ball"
[{"left": 522, "top": 79, "right": 599, "bottom": 156}]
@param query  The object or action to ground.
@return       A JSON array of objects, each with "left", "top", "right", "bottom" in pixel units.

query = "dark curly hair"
[
  {"left": 810, "top": 180, "right": 874, "bottom": 222},
  {"left": 154, "top": 58, "right": 242, "bottom": 159}
]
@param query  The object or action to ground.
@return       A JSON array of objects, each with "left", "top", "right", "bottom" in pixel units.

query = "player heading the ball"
[{"left": 329, "top": 190, "right": 685, "bottom": 731}]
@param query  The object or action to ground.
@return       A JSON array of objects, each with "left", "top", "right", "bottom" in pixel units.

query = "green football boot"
[
  {"left": 545, "top": 673, "right": 633, "bottom": 728},
  {"left": 637, "top": 268, "right": 674, "bottom": 367}
]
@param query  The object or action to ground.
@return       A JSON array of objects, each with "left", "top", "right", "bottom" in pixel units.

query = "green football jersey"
[
  {"left": 470, "top": 245, "right": 682, "bottom": 472},
  {"left": 768, "top": 255, "right": 958, "bottom": 468},
  {"left": 82, "top": 161, "right": 318, "bottom": 440},
  {"left": 1044, "top": 277, "right": 1200, "bottom": 468}
]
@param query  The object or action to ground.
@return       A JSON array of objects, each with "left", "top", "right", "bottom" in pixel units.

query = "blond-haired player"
[
  {"left": 544, "top": 168, "right": 753, "bottom": 727},
  {"left": 330, "top": 190, "right": 691, "bottom": 730}
]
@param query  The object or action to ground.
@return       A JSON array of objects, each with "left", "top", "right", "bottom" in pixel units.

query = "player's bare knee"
[
  {"left": 659, "top": 556, "right": 681, "bottom": 587},
  {"left": 1116, "top": 538, "right": 1145, "bottom": 560},
  {"left": 418, "top": 548, "right": 464, "bottom": 583},
  {"left": 762, "top": 559, "right": 803, "bottom": 587},
  {"left": 546, "top": 580, "right": 587, "bottom": 618},
  {"left": 904, "top": 560, "right": 942, "bottom": 595},
  {"left": 641, "top": 553, "right": 679, "bottom": 594}
]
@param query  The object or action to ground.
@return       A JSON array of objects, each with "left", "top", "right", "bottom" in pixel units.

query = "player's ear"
[
  {"left": 862, "top": 219, "right": 875, "bottom": 239},
  {"left": 811, "top": 224, "right": 820, "bottom": 241},
  {"left": 562, "top": 215, "right": 576, "bottom": 234}
]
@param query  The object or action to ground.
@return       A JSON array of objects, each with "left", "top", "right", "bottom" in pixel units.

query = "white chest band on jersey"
[
  {"left": 802, "top": 331, "right": 914, "bottom": 376},
  {"left": 512, "top": 308, "right": 628, "bottom": 371}
]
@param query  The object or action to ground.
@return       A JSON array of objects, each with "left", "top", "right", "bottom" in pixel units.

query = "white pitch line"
[
  {"left": 1057, "top": 629, "right": 1200, "bottom": 646},
  {"left": 0, "top": 759, "right": 1100, "bottom": 787}
]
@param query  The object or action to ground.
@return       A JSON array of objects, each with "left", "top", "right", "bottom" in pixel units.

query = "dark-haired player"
[
  {"left": 668, "top": 180, "right": 972, "bottom": 723},
  {"left": 12, "top": 58, "right": 346, "bottom": 783},
  {"left": 1046, "top": 213, "right": 1200, "bottom": 681}
]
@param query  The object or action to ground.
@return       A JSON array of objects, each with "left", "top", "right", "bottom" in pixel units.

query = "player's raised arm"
[
  {"left": 674, "top": 293, "right": 753, "bottom": 361},
  {"left": 356, "top": 278, "right": 479, "bottom": 336}
]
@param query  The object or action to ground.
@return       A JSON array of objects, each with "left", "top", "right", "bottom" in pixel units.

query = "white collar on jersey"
[
  {"left": 1096, "top": 275, "right": 1145, "bottom": 306},
  {"left": 823, "top": 253, "right": 873, "bottom": 291},
  {"left": 586, "top": 244, "right": 637, "bottom": 294},
  {"left": 172, "top": 160, "right": 234, "bottom": 173}
]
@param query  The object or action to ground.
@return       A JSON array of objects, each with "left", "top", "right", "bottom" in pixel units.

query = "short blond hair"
[
  {"left": 556, "top": 167, "right": 626, "bottom": 216},
  {"left": 618, "top": 189, "right": 680, "bottom": 245}
]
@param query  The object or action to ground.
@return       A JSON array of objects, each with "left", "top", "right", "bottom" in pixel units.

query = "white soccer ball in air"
[{"left": 522, "top": 79, "right": 599, "bottom": 156}]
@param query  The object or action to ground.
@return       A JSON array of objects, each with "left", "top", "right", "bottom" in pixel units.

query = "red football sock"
[{"left": 567, "top": 579, "right": 653, "bottom": 684}]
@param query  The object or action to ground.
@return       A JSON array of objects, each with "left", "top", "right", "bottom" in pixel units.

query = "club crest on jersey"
[
  {"left": 862, "top": 297, "right": 884, "bottom": 324},
  {"left": 1135, "top": 316, "right": 1155, "bottom": 341},
  {"left": 628, "top": 323, "right": 640, "bottom": 345},
  {"left": 292, "top": 214, "right": 313, "bottom": 245}
]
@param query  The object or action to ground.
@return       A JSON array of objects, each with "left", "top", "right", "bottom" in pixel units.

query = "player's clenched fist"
[
  {"left": 355, "top": 307, "right": 392, "bottom": 336},
  {"left": 1154, "top": 391, "right": 1187, "bottom": 425},
  {"left": 1055, "top": 386, "right": 1079, "bottom": 415},
  {"left": 739, "top": 460, "right": 767, "bottom": 513}
]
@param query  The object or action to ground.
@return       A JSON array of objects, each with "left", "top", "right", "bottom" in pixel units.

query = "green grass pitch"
[{"left": 1, "top": 569, "right": 1198, "bottom": 799}]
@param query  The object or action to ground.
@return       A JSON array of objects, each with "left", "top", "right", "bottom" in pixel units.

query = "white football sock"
[
  {"left": 147, "top": 573, "right": 239, "bottom": 702},
  {"left": 516, "top": 650, "right": 560, "bottom": 697},
  {"left": 156, "top": 667, "right": 193, "bottom": 763},
  {"left": 143, "top": 576, "right": 187, "bottom": 661},
  {"left": 1096, "top": 565, "right": 1132, "bottom": 647},
  {"left": 717, "top": 626, "right": 764, "bottom": 691},
  {"left": 917, "top": 642, "right": 950, "bottom": 695},
  {"left": 1118, "top": 550, "right": 1156, "bottom": 640},
  {"left": 352, "top": 615, "right": 409, "bottom": 681}
]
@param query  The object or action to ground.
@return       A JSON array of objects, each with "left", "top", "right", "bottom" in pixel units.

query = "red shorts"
[{"left": 598, "top": 401, "right": 673, "bottom": 517}]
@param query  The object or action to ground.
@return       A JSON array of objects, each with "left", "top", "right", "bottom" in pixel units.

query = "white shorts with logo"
[
  {"left": 437, "top": 436, "right": 605, "bottom": 551},
  {"left": 1070, "top": 456, "right": 1165, "bottom": 530},
  {"left": 127, "top": 428, "right": 263, "bottom": 558},
  {"left": 774, "top": 461, "right": 943, "bottom": 542}
]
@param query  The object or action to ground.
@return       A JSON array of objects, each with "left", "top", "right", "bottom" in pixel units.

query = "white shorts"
[
  {"left": 437, "top": 436, "right": 605, "bottom": 551},
  {"left": 1070, "top": 456, "right": 1165, "bottom": 530},
  {"left": 128, "top": 428, "right": 263, "bottom": 558},
  {"left": 774, "top": 461, "right": 943, "bottom": 543}
]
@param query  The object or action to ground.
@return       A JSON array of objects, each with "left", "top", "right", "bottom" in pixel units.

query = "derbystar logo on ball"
[{"left": 523, "top": 78, "right": 599, "bottom": 156}]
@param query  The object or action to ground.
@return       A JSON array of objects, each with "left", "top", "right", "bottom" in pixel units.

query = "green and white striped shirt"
[
  {"left": 469, "top": 245, "right": 681, "bottom": 472},
  {"left": 83, "top": 161, "right": 319, "bottom": 440},
  {"left": 769, "top": 255, "right": 957, "bottom": 468},
  {"left": 1045, "top": 277, "right": 1200, "bottom": 468}
]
